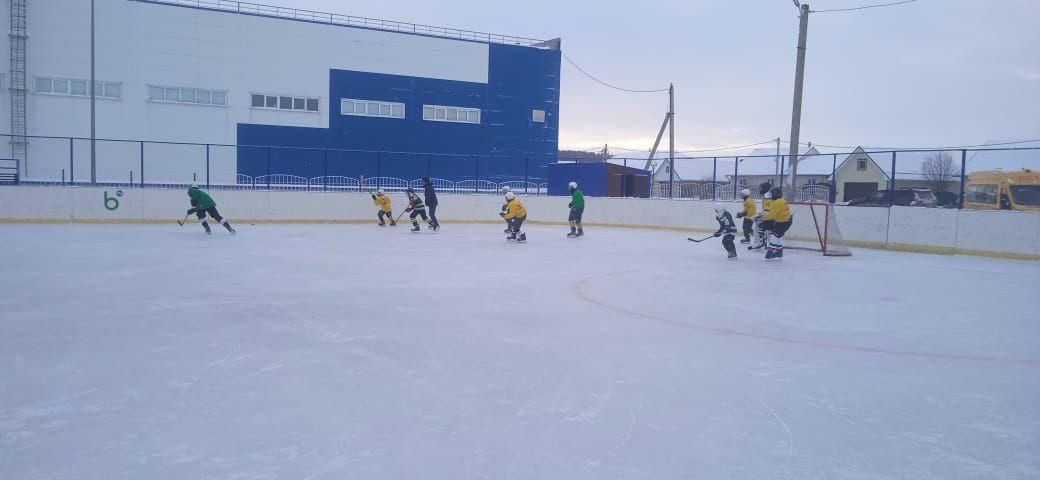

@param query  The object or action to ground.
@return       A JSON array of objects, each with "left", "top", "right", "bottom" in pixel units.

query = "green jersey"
[
  {"left": 570, "top": 188, "right": 585, "bottom": 209},
  {"left": 188, "top": 187, "right": 216, "bottom": 210}
]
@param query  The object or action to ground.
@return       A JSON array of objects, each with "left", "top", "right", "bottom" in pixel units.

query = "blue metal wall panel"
[
  {"left": 236, "top": 44, "right": 560, "bottom": 183},
  {"left": 547, "top": 163, "right": 608, "bottom": 197}
]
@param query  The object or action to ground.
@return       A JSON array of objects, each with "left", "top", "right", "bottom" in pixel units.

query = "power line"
[
  {"left": 811, "top": 0, "right": 917, "bottom": 14},
  {"left": 562, "top": 53, "right": 670, "bottom": 94},
  {"left": 783, "top": 138, "right": 1040, "bottom": 151},
  {"left": 676, "top": 139, "right": 780, "bottom": 154}
]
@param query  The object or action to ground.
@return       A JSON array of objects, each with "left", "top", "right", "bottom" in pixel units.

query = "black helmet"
[
  {"left": 405, "top": 187, "right": 415, "bottom": 194},
  {"left": 770, "top": 186, "right": 783, "bottom": 199},
  {"left": 758, "top": 181, "right": 772, "bottom": 195}
]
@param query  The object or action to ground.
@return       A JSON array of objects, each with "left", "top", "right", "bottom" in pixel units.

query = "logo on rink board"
[{"left": 104, "top": 191, "right": 121, "bottom": 211}]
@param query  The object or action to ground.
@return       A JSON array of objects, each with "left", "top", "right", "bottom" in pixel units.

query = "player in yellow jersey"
[
  {"left": 750, "top": 182, "right": 773, "bottom": 250},
  {"left": 760, "top": 187, "right": 793, "bottom": 259},
  {"left": 500, "top": 191, "right": 527, "bottom": 243},
  {"left": 370, "top": 189, "right": 396, "bottom": 226},
  {"left": 736, "top": 188, "right": 756, "bottom": 244}
]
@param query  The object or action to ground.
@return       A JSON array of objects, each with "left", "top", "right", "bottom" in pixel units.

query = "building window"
[
  {"left": 34, "top": 76, "right": 122, "bottom": 99},
  {"left": 532, "top": 109, "right": 546, "bottom": 123},
  {"left": 423, "top": 104, "right": 480, "bottom": 124},
  {"left": 341, "top": 98, "right": 404, "bottom": 119},
  {"left": 250, "top": 93, "right": 318, "bottom": 112},
  {"left": 149, "top": 84, "right": 227, "bottom": 106},
  {"left": 857, "top": 159, "right": 867, "bottom": 171}
]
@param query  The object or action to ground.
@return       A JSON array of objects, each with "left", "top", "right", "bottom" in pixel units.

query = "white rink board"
[
  {"left": 0, "top": 186, "right": 1038, "bottom": 259},
  {"left": 0, "top": 223, "right": 1038, "bottom": 480}
]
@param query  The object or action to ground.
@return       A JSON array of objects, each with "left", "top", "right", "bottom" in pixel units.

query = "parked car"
[
  {"left": 843, "top": 188, "right": 937, "bottom": 207},
  {"left": 933, "top": 191, "right": 960, "bottom": 208}
]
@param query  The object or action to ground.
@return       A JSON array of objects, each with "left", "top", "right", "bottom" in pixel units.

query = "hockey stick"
[
  {"left": 687, "top": 234, "right": 717, "bottom": 243},
  {"left": 177, "top": 212, "right": 192, "bottom": 226}
]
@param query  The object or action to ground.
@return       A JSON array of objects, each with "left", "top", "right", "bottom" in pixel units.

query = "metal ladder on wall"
[{"left": 9, "top": 0, "right": 28, "bottom": 175}]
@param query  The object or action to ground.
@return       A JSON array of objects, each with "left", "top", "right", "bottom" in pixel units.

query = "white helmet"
[
  {"left": 763, "top": 191, "right": 773, "bottom": 199},
  {"left": 568, "top": 181, "right": 578, "bottom": 189},
  {"left": 501, "top": 185, "right": 511, "bottom": 193},
  {"left": 189, "top": 183, "right": 199, "bottom": 189},
  {"left": 713, "top": 203, "right": 726, "bottom": 217},
  {"left": 740, "top": 188, "right": 751, "bottom": 198},
  {"left": 376, "top": 188, "right": 384, "bottom": 195},
  {"left": 504, "top": 191, "right": 516, "bottom": 201}
]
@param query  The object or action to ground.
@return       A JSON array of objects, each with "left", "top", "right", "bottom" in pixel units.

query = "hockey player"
[
  {"left": 749, "top": 181, "right": 773, "bottom": 250},
  {"left": 736, "top": 188, "right": 755, "bottom": 244},
  {"left": 713, "top": 203, "right": 738, "bottom": 259},
  {"left": 186, "top": 184, "right": 235, "bottom": 235},
  {"left": 404, "top": 187, "right": 431, "bottom": 232},
  {"left": 500, "top": 186, "right": 512, "bottom": 233},
  {"left": 567, "top": 182, "right": 585, "bottom": 238},
  {"left": 371, "top": 189, "right": 396, "bottom": 226},
  {"left": 500, "top": 191, "right": 527, "bottom": 242},
  {"left": 760, "top": 186, "right": 793, "bottom": 259},
  {"left": 422, "top": 177, "right": 440, "bottom": 231}
]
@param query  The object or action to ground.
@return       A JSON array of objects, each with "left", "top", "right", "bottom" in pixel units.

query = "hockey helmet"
[
  {"left": 568, "top": 181, "right": 578, "bottom": 190},
  {"left": 769, "top": 186, "right": 783, "bottom": 199},
  {"left": 501, "top": 185, "right": 511, "bottom": 193},
  {"left": 376, "top": 189, "right": 385, "bottom": 196},
  {"left": 713, "top": 203, "right": 727, "bottom": 217},
  {"left": 504, "top": 191, "right": 516, "bottom": 201},
  {"left": 740, "top": 188, "right": 751, "bottom": 198},
  {"left": 758, "top": 181, "right": 772, "bottom": 195}
]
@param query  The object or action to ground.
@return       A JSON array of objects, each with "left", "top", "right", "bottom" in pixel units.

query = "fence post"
[
  {"left": 69, "top": 138, "right": 74, "bottom": 185},
  {"left": 524, "top": 158, "right": 529, "bottom": 193},
  {"left": 890, "top": 151, "right": 897, "bottom": 207},
  {"left": 62, "top": 169, "right": 65, "bottom": 185},
  {"left": 732, "top": 157, "right": 739, "bottom": 200},
  {"left": 323, "top": 149, "right": 328, "bottom": 192},
  {"left": 266, "top": 147, "right": 272, "bottom": 189},
  {"left": 376, "top": 151, "right": 382, "bottom": 189},
  {"left": 959, "top": 149, "right": 967, "bottom": 209},
  {"left": 830, "top": 154, "right": 837, "bottom": 203},
  {"left": 474, "top": 156, "right": 479, "bottom": 192},
  {"left": 205, "top": 144, "right": 211, "bottom": 189},
  {"left": 130, "top": 170, "right": 133, "bottom": 187},
  {"left": 779, "top": 155, "right": 786, "bottom": 189},
  {"left": 711, "top": 157, "right": 717, "bottom": 200},
  {"left": 139, "top": 141, "right": 145, "bottom": 187}
]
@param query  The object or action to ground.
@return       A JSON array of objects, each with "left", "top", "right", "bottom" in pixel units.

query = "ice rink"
[{"left": 2, "top": 223, "right": 1038, "bottom": 479}]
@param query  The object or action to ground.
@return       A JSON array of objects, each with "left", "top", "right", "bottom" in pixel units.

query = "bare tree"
[{"left": 920, "top": 152, "right": 957, "bottom": 193}]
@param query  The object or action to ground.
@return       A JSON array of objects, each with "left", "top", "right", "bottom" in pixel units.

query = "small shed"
[{"left": 547, "top": 162, "right": 651, "bottom": 197}]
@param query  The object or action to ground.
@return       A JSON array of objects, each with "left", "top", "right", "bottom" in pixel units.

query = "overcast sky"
[{"left": 291, "top": 0, "right": 1039, "bottom": 152}]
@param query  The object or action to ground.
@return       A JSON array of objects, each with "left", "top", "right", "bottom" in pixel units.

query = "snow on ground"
[{"left": 1, "top": 223, "right": 1038, "bottom": 480}]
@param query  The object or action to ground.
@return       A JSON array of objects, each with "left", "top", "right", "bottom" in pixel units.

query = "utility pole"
[
  {"left": 90, "top": 0, "right": 96, "bottom": 184},
  {"left": 787, "top": 1, "right": 810, "bottom": 192}
]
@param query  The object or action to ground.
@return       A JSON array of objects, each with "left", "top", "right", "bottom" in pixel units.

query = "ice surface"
[{"left": 1, "top": 223, "right": 1038, "bottom": 479}]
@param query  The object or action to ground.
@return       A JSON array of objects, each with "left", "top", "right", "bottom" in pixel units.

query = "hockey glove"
[
  {"left": 713, "top": 232, "right": 721, "bottom": 237},
  {"left": 187, "top": 208, "right": 197, "bottom": 215},
  {"left": 499, "top": 212, "right": 506, "bottom": 217},
  {"left": 568, "top": 202, "right": 573, "bottom": 208},
  {"left": 736, "top": 212, "right": 745, "bottom": 218},
  {"left": 371, "top": 194, "right": 376, "bottom": 200}
]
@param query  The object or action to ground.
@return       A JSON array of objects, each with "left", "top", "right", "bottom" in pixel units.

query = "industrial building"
[{"left": 2, "top": 0, "right": 561, "bottom": 185}]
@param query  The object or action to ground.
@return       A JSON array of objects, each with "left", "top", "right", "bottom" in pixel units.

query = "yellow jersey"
[
  {"left": 762, "top": 198, "right": 792, "bottom": 222},
  {"left": 741, "top": 197, "right": 756, "bottom": 218},
  {"left": 373, "top": 195, "right": 392, "bottom": 212},
  {"left": 504, "top": 198, "right": 527, "bottom": 219}
]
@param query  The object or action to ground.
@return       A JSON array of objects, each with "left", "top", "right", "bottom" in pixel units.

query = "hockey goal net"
[{"left": 785, "top": 202, "right": 852, "bottom": 256}]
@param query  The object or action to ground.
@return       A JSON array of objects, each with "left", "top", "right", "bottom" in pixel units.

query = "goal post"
[{"left": 785, "top": 201, "right": 852, "bottom": 256}]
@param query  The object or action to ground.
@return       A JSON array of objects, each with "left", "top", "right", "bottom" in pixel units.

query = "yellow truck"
[{"left": 963, "top": 169, "right": 1040, "bottom": 211}]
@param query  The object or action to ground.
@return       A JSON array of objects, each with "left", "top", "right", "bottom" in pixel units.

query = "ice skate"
[
  {"left": 516, "top": 232, "right": 526, "bottom": 243},
  {"left": 411, "top": 224, "right": 421, "bottom": 233},
  {"left": 506, "top": 231, "right": 517, "bottom": 242},
  {"left": 728, "top": 251, "right": 737, "bottom": 259}
]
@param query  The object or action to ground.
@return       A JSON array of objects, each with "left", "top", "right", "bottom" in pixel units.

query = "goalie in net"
[{"left": 784, "top": 200, "right": 852, "bottom": 256}]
